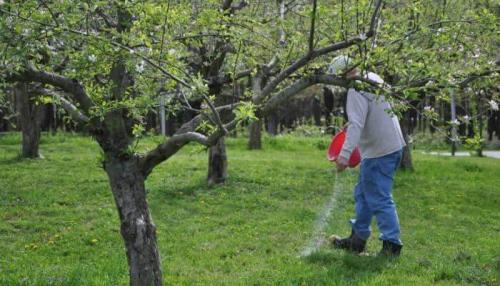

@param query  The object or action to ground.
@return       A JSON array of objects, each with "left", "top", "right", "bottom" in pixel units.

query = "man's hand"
[{"left": 336, "top": 156, "right": 349, "bottom": 172}]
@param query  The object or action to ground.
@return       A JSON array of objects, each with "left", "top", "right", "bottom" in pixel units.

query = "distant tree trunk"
[
  {"left": 312, "top": 96, "right": 322, "bottom": 126},
  {"left": 476, "top": 90, "right": 484, "bottom": 157},
  {"left": 323, "top": 87, "right": 334, "bottom": 127},
  {"left": 496, "top": 110, "right": 500, "bottom": 140},
  {"left": 50, "top": 103, "right": 57, "bottom": 135},
  {"left": 450, "top": 92, "right": 458, "bottom": 156},
  {"left": 249, "top": 74, "right": 264, "bottom": 149},
  {"left": 267, "top": 113, "right": 279, "bottom": 136},
  {"left": 104, "top": 156, "right": 162, "bottom": 286},
  {"left": 487, "top": 111, "right": 495, "bottom": 141},
  {"left": 14, "top": 83, "right": 42, "bottom": 158},
  {"left": 248, "top": 119, "right": 262, "bottom": 149},
  {"left": 207, "top": 137, "right": 228, "bottom": 185},
  {"left": 399, "top": 113, "right": 414, "bottom": 171}
]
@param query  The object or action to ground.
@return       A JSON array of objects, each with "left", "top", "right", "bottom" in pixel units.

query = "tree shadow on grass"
[
  {"left": 0, "top": 153, "right": 41, "bottom": 165},
  {"left": 151, "top": 178, "right": 214, "bottom": 201}
]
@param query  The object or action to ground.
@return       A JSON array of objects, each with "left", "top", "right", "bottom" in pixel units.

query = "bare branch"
[
  {"left": 308, "top": 0, "right": 318, "bottom": 52},
  {"left": 366, "top": 0, "right": 383, "bottom": 37}
]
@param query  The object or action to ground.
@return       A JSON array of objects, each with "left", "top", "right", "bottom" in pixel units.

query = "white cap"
[
  {"left": 327, "top": 55, "right": 353, "bottom": 74},
  {"left": 364, "top": 72, "right": 384, "bottom": 84}
]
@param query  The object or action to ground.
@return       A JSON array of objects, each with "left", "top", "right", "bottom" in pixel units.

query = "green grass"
[{"left": 0, "top": 132, "right": 499, "bottom": 285}]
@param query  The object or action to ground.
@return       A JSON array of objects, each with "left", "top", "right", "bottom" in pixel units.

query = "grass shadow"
[
  {"left": 0, "top": 153, "right": 45, "bottom": 165},
  {"left": 304, "top": 249, "right": 396, "bottom": 275}
]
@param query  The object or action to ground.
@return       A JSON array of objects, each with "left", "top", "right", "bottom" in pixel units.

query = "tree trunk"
[
  {"left": 266, "top": 113, "right": 279, "bottom": 136},
  {"left": 248, "top": 119, "right": 262, "bottom": 150},
  {"left": 450, "top": 92, "right": 457, "bottom": 156},
  {"left": 207, "top": 137, "right": 228, "bottom": 185},
  {"left": 312, "top": 96, "right": 322, "bottom": 126},
  {"left": 323, "top": 87, "right": 334, "bottom": 127},
  {"left": 15, "top": 83, "right": 42, "bottom": 158},
  {"left": 104, "top": 157, "right": 163, "bottom": 286},
  {"left": 476, "top": 91, "right": 484, "bottom": 157},
  {"left": 399, "top": 114, "right": 414, "bottom": 171}
]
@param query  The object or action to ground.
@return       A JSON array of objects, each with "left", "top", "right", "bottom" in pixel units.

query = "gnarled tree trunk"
[
  {"left": 15, "top": 83, "right": 43, "bottom": 158},
  {"left": 207, "top": 137, "right": 228, "bottom": 185},
  {"left": 104, "top": 156, "right": 162, "bottom": 286}
]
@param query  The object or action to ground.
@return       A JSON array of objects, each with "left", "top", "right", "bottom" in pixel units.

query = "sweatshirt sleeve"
[{"left": 339, "top": 88, "right": 369, "bottom": 160}]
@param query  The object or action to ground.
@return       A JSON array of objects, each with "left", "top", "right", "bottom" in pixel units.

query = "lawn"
[{"left": 0, "top": 133, "right": 499, "bottom": 285}]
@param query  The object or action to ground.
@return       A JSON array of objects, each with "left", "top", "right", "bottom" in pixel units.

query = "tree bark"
[
  {"left": 104, "top": 157, "right": 163, "bottom": 286},
  {"left": 207, "top": 137, "right": 228, "bottom": 185},
  {"left": 248, "top": 119, "right": 262, "bottom": 150},
  {"left": 399, "top": 114, "right": 414, "bottom": 171},
  {"left": 14, "top": 83, "right": 43, "bottom": 158}
]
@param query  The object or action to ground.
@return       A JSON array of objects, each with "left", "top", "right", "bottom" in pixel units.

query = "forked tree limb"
[
  {"left": 139, "top": 120, "right": 238, "bottom": 177},
  {"left": 174, "top": 103, "right": 240, "bottom": 134}
]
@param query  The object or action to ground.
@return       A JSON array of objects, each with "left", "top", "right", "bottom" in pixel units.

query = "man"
[{"left": 327, "top": 56, "right": 406, "bottom": 256}]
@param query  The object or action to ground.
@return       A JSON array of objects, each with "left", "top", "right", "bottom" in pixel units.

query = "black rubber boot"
[
  {"left": 329, "top": 230, "right": 366, "bottom": 254},
  {"left": 378, "top": 240, "right": 402, "bottom": 257}
]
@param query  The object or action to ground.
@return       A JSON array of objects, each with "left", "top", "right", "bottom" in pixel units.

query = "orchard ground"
[{"left": 0, "top": 133, "right": 499, "bottom": 285}]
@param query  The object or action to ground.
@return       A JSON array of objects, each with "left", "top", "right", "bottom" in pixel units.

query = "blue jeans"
[{"left": 350, "top": 149, "right": 403, "bottom": 245}]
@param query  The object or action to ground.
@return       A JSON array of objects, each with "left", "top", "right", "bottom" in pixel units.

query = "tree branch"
[
  {"left": 6, "top": 64, "right": 93, "bottom": 112},
  {"left": 366, "top": 0, "right": 383, "bottom": 37},
  {"left": 175, "top": 103, "right": 239, "bottom": 134},
  {"left": 262, "top": 74, "right": 349, "bottom": 114},
  {"left": 95, "top": 7, "right": 117, "bottom": 28},
  {"left": 459, "top": 69, "right": 499, "bottom": 88},
  {"left": 139, "top": 119, "right": 238, "bottom": 177},
  {"left": 202, "top": 94, "right": 227, "bottom": 134},
  {"left": 308, "top": 0, "right": 318, "bottom": 52},
  {"left": 222, "top": 0, "right": 234, "bottom": 11},
  {"left": 0, "top": 7, "right": 192, "bottom": 89},
  {"left": 208, "top": 69, "right": 252, "bottom": 86},
  {"left": 257, "top": 0, "right": 383, "bottom": 103},
  {"left": 37, "top": 87, "right": 90, "bottom": 123}
]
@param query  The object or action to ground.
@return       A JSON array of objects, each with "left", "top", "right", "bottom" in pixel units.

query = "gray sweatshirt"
[{"left": 340, "top": 88, "right": 406, "bottom": 160}]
